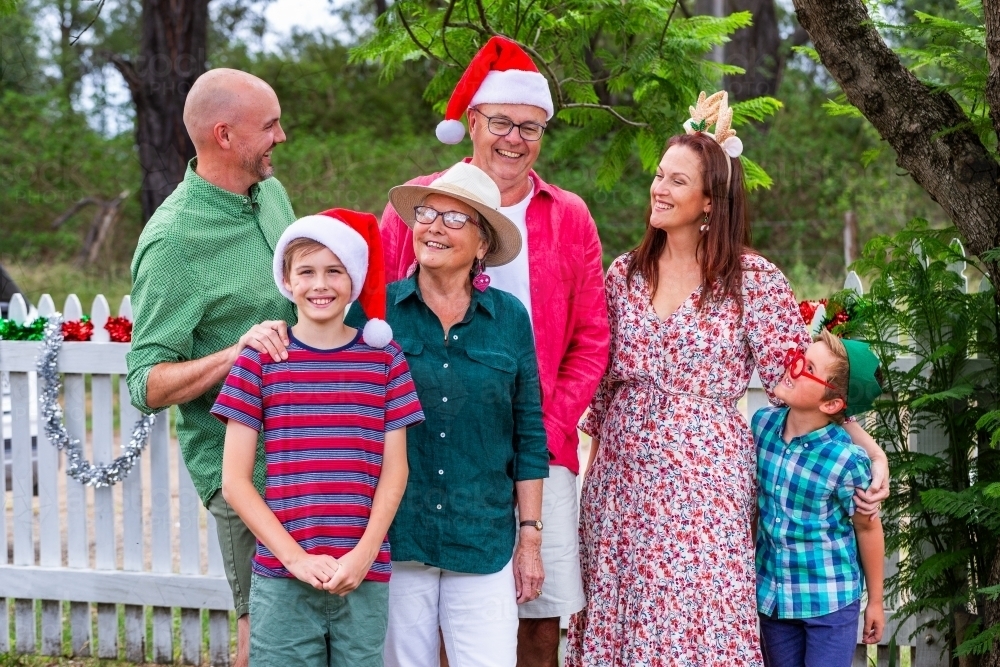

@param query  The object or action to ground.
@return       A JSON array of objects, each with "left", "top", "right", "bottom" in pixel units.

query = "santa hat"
[
  {"left": 436, "top": 35, "right": 554, "bottom": 144},
  {"left": 272, "top": 208, "right": 393, "bottom": 349}
]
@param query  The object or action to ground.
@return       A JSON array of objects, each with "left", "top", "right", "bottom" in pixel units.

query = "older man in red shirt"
[{"left": 379, "top": 36, "right": 610, "bottom": 667}]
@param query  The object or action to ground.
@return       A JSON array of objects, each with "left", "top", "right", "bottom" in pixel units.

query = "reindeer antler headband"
[{"left": 683, "top": 91, "right": 744, "bottom": 188}]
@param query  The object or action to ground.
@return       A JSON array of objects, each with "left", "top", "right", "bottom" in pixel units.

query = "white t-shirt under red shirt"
[{"left": 485, "top": 187, "right": 533, "bottom": 322}]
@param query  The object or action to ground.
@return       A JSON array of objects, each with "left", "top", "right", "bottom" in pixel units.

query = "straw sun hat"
[{"left": 388, "top": 162, "right": 522, "bottom": 267}]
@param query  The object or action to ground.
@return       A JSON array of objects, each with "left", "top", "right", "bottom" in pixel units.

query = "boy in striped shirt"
[
  {"left": 754, "top": 330, "right": 885, "bottom": 667},
  {"left": 212, "top": 210, "right": 424, "bottom": 666}
]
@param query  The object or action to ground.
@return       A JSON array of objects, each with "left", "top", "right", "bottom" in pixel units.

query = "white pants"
[{"left": 384, "top": 559, "right": 519, "bottom": 667}]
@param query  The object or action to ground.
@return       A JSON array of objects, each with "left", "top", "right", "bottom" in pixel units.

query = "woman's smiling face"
[
  {"left": 649, "top": 144, "right": 711, "bottom": 232},
  {"left": 412, "top": 193, "right": 487, "bottom": 276}
]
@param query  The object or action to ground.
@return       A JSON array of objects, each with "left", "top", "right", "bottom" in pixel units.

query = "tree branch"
[
  {"left": 983, "top": 0, "right": 1000, "bottom": 147},
  {"left": 658, "top": 0, "right": 681, "bottom": 55},
  {"left": 51, "top": 197, "right": 101, "bottom": 229},
  {"left": 70, "top": 0, "right": 105, "bottom": 45},
  {"left": 105, "top": 51, "right": 141, "bottom": 97},
  {"left": 792, "top": 0, "right": 1000, "bottom": 262},
  {"left": 561, "top": 103, "right": 647, "bottom": 128},
  {"left": 397, "top": 5, "right": 443, "bottom": 64}
]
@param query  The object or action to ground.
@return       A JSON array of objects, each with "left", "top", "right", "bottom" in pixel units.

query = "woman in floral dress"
[{"left": 565, "top": 126, "right": 889, "bottom": 666}]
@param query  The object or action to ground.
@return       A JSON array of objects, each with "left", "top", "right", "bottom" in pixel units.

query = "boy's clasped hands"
[{"left": 285, "top": 548, "right": 377, "bottom": 596}]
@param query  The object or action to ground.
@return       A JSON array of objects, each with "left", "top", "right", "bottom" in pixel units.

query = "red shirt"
[{"left": 380, "top": 165, "right": 610, "bottom": 474}]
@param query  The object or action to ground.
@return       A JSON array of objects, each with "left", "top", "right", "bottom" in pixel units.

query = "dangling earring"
[
  {"left": 472, "top": 257, "right": 491, "bottom": 292},
  {"left": 700, "top": 213, "right": 710, "bottom": 233}
]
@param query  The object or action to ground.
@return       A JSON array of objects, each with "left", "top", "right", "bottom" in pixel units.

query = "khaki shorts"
[
  {"left": 207, "top": 489, "right": 256, "bottom": 617},
  {"left": 515, "top": 465, "right": 586, "bottom": 619}
]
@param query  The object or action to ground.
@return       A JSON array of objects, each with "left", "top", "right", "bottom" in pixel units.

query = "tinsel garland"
[
  {"left": 105, "top": 316, "right": 132, "bottom": 342},
  {"left": 37, "top": 315, "right": 156, "bottom": 487},
  {"left": 0, "top": 317, "right": 46, "bottom": 340},
  {"left": 62, "top": 315, "right": 93, "bottom": 341},
  {"left": 798, "top": 299, "right": 853, "bottom": 334}
]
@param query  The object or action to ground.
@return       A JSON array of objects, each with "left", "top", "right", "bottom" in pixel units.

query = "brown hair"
[
  {"left": 626, "top": 133, "right": 751, "bottom": 310},
  {"left": 282, "top": 237, "right": 329, "bottom": 280},
  {"left": 818, "top": 329, "right": 850, "bottom": 424}
]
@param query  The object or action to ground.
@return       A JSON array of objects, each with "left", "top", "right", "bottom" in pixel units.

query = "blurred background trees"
[{"left": 0, "top": 0, "right": 946, "bottom": 305}]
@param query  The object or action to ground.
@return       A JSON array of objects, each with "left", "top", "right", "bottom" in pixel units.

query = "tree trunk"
[
  {"left": 723, "top": 0, "right": 781, "bottom": 100},
  {"left": 109, "top": 0, "right": 208, "bottom": 222},
  {"left": 791, "top": 0, "right": 1000, "bottom": 299}
]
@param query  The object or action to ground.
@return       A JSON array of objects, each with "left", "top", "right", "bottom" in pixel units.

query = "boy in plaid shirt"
[{"left": 753, "top": 330, "right": 885, "bottom": 667}]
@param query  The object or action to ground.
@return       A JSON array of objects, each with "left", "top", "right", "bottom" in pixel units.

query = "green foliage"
[
  {"left": 0, "top": 0, "right": 20, "bottom": 16},
  {"left": 350, "top": 0, "right": 781, "bottom": 190},
  {"left": 836, "top": 220, "right": 1000, "bottom": 655}
]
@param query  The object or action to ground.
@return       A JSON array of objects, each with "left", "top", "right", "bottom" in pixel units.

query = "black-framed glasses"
[
  {"left": 413, "top": 205, "right": 481, "bottom": 230},
  {"left": 471, "top": 108, "right": 546, "bottom": 141}
]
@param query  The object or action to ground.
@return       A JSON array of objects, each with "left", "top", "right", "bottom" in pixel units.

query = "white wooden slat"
[
  {"left": 207, "top": 511, "right": 225, "bottom": 576},
  {"left": 0, "top": 565, "right": 232, "bottom": 608},
  {"left": 92, "top": 373, "right": 118, "bottom": 658},
  {"left": 120, "top": 379, "right": 143, "bottom": 572},
  {"left": 150, "top": 410, "right": 174, "bottom": 663},
  {"left": 981, "top": 275, "right": 993, "bottom": 293},
  {"left": 152, "top": 607, "right": 174, "bottom": 664},
  {"left": 63, "top": 373, "right": 91, "bottom": 656},
  {"left": 209, "top": 610, "right": 231, "bottom": 667},
  {"left": 947, "top": 238, "right": 968, "bottom": 294},
  {"left": 808, "top": 303, "right": 826, "bottom": 337},
  {"left": 0, "top": 364, "right": 6, "bottom": 657},
  {"left": 123, "top": 605, "right": 144, "bottom": 663},
  {"left": 10, "top": 371, "right": 36, "bottom": 654},
  {"left": 63, "top": 294, "right": 83, "bottom": 322},
  {"left": 7, "top": 293, "right": 27, "bottom": 324},
  {"left": 90, "top": 295, "right": 111, "bottom": 343},
  {"left": 119, "top": 377, "right": 145, "bottom": 662},
  {"left": 0, "top": 599, "right": 8, "bottom": 654},
  {"left": 180, "top": 608, "right": 201, "bottom": 664},
  {"left": 0, "top": 340, "right": 128, "bottom": 374},
  {"left": 36, "top": 294, "right": 55, "bottom": 318},
  {"left": 851, "top": 645, "right": 867, "bottom": 667},
  {"left": 844, "top": 270, "right": 864, "bottom": 295},
  {"left": 206, "top": 513, "right": 230, "bottom": 666},
  {"left": 37, "top": 364, "right": 61, "bottom": 655},
  {"left": 9, "top": 373, "right": 33, "bottom": 566},
  {"left": 39, "top": 600, "right": 61, "bottom": 656},
  {"left": 118, "top": 295, "right": 132, "bottom": 319}
]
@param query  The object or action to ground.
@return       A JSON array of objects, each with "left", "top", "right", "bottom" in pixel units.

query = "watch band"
[{"left": 519, "top": 519, "right": 543, "bottom": 530}]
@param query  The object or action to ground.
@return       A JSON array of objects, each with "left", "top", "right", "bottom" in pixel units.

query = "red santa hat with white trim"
[
  {"left": 436, "top": 35, "right": 555, "bottom": 144},
  {"left": 272, "top": 208, "right": 393, "bottom": 349}
]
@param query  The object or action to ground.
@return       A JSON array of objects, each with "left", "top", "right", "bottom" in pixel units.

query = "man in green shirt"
[{"left": 126, "top": 68, "right": 297, "bottom": 667}]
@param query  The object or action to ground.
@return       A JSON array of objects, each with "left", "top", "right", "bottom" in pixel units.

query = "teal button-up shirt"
[
  {"left": 127, "top": 159, "right": 297, "bottom": 505},
  {"left": 347, "top": 274, "right": 548, "bottom": 574}
]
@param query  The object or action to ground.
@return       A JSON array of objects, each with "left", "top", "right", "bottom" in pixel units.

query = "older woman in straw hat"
[{"left": 347, "top": 162, "right": 548, "bottom": 667}]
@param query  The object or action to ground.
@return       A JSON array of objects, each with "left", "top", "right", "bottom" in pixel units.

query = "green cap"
[{"left": 842, "top": 339, "right": 882, "bottom": 416}]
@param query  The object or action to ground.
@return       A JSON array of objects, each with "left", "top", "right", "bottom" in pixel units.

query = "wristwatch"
[{"left": 519, "top": 519, "right": 543, "bottom": 531}]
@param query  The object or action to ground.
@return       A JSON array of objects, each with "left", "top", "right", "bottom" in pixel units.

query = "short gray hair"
[{"left": 476, "top": 214, "right": 499, "bottom": 257}]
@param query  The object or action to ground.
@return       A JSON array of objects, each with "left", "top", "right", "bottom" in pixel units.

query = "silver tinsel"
[{"left": 37, "top": 314, "right": 156, "bottom": 488}]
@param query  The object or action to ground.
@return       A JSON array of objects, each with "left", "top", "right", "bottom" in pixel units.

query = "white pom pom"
[
  {"left": 436, "top": 119, "right": 466, "bottom": 144},
  {"left": 723, "top": 136, "right": 743, "bottom": 158},
  {"left": 363, "top": 318, "right": 393, "bottom": 349},
  {"left": 683, "top": 118, "right": 698, "bottom": 135}
]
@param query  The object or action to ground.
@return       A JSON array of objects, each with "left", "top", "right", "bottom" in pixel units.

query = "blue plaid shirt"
[{"left": 754, "top": 406, "right": 872, "bottom": 619}]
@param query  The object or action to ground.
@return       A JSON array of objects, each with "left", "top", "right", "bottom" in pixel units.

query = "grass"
[{"left": 1, "top": 260, "right": 133, "bottom": 316}]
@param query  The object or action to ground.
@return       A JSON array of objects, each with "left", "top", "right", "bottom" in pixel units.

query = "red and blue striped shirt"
[{"left": 211, "top": 331, "right": 424, "bottom": 581}]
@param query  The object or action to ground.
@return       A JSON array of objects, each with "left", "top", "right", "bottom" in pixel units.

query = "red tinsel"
[
  {"left": 62, "top": 317, "right": 94, "bottom": 342},
  {"left": 105, "top": 317, "right": 133, "bottom": 343},
  {"left": 798, "top": 299, "right": 826, "bottom": 326}
]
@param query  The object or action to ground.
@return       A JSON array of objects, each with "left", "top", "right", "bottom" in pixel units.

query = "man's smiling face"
[{"left": 468, "top": 103, "right": 546, "bottom": 189}]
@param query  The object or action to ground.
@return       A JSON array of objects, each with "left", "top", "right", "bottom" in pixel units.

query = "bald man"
[{"left": 127, "top": 68, "right": 296, "bottom": 667}]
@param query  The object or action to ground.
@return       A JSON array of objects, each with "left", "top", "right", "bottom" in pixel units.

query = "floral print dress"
[{"left": 566, "top": 252, "right": 810, "bottom": 667}]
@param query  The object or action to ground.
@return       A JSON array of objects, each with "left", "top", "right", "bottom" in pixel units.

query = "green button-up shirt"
[
  {"left": 126, "top": 160, "right": 297, "bottom": 506},
  {"left": 346, "top": 274, "right": 549, "bottom": 574}
]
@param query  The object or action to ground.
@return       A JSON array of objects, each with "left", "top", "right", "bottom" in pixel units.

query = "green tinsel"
[{"left": 0, "top": 317, "right": 48, "bottom": 341}]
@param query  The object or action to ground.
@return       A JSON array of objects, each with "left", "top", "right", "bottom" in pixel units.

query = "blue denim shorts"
[{"left": 759, "top": 599, "right": 861, "bottom": 667}]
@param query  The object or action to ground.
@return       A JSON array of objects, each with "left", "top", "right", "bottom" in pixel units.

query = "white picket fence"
[
  {"left": 1, "top": 292, "right": 233, "bottom": 664},
  {"left": 0, "top": 239, "right": 991, "bottom": 665}
]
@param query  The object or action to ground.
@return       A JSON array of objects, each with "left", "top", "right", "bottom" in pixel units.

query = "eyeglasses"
[
  {"left": 471, "top": 108, "right": 546, "bottom": 141},
  {"left": 782, "top": 348, "right": 838, "bottom": 391},
  {"left": 413, "top": 205, "right": 481, "bottom": 230}
]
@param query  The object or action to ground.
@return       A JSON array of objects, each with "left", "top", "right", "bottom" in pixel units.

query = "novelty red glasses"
[{"left": 782, "top": 348, "right": 838, "bottom": 391}]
